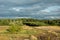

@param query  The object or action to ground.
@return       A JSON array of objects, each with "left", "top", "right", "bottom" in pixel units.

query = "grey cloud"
[{"left": 0, "top": 0, "right": 60, "bottom": 19}]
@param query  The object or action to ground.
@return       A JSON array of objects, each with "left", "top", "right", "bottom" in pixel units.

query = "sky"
[{"left": 0, "top": 0, "right": 60, "bottom": 19}]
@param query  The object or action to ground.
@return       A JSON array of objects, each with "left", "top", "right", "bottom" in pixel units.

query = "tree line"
[{"left": 0, "top": 18, "right": 60, "bottom": 26}]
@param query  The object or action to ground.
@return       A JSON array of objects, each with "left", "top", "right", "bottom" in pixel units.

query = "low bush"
[{"left": 23, "top": 22, "right": 48, "bottom": 26}]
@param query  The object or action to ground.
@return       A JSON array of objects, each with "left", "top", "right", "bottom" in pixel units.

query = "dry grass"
[
  {"left": 0, "top": 26, "right": 60, "bottom": 40},
  {"left": 0, "top": 26, "right": 60, "bottom": 32},
  {"left": 0, "top": 26, "right": 9, "bottom": 32},
  {"left": 0, "top": 35, "right": 9, "bottom": 40},
  {"left": 35, "top": 26, "right": 60, "bottom": 32}
]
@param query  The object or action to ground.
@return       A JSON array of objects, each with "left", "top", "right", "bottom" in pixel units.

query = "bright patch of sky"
[{"left": 41, "top": 6, "right": 60, "bottom": 12}]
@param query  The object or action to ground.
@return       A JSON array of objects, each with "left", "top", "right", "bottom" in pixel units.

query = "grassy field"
[
  {"left": 0, "top": 26, "right": 60, "bottom": 33},
  {"left": 35, "top": 26, "right": 60, "bottom": 32},
  {"left": 0, "top": 26, "right": 60, "bottom": 40},
  {"left": 0, "top": 26, "right": 9, "bottom": 32},
  {"left": 0, "top": 19, "right": 60, "bottom": 40}
]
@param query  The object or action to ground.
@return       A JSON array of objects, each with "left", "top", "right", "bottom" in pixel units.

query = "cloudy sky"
[{"left": 0, "top": 0, "right": 60, "bottom": 19}]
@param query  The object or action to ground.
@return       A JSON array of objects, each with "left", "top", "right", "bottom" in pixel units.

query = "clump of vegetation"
[
  {"left": 23, "top": 22, "right": 48, "bottom": 26},
  {"left": 7, "top": 22, "right": 23, "bottom": 34}
]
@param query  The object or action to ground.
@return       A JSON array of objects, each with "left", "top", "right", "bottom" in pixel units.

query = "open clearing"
[
  {"left": 0, "top": 26, "right": 60, "bottom": 32},
  {"left": 0, "top": 26, "right": 60, "bottom": 40},
  {"left": 34, "top": 26, "right": 60, "bottom": 32}
]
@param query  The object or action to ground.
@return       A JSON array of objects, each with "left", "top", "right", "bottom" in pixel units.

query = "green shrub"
[{"left": 7, "top": 22, "right": 23, "bottom": 33}]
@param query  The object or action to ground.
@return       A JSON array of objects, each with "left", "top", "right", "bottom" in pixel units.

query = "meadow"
[{"left": 0, "top": 18, "right": 60, "bottom": 40}]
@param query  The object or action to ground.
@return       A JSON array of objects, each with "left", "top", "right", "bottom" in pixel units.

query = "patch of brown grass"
[{"left": 0, "top": 26, "right": 9, "bottom": 32}]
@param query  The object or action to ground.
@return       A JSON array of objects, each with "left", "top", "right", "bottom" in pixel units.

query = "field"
[
  {"left": 0, "top": 26, "right": 60, "bottom": 33},
  {"left": 35, "top": 26, "right": 60, "bottom": 32},
  {"left": 0, "top": 19, "right": 60, "bottom": 40},
  {"left": 0, "top": 26, "right": 60, "bottom": 40}
]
